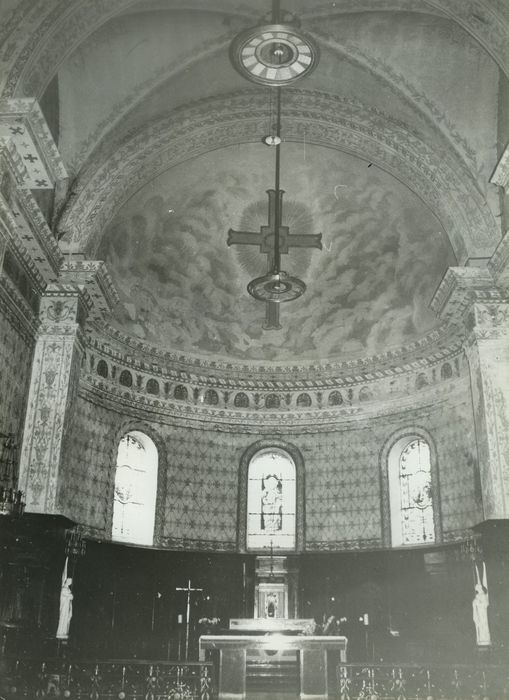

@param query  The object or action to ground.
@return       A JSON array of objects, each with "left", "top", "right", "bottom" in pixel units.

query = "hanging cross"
[
  {"left": 176, "top": 579, "right": 203, "bottom": 660},
  {"left": 227, "top": 188, "right": 322, "bottom": 329}
]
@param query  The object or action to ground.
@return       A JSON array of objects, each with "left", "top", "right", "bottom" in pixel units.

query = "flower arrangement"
[{"left": 198, "top": 617, "right": 220, "bottom": 626}]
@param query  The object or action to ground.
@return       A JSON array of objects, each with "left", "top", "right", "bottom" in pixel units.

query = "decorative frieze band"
[
  {"left": 79, "top": 356, "right": 469, "bottom": 431},
  {"left": 90, "top": 321, "right": 462, "bottom": 383},
  {"left": 0, "top": 137, "right": 62, "bottom": 285},
  {"left": 430, "top": 266, "right": 507, "bottom": 327},
  {"left": 0, "top": 97, "right": 67, "bottom": 189}
]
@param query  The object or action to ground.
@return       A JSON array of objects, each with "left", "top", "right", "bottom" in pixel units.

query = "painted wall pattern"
[
  {"left": 83, "top": 341, "right": 466, "bottom": 423},
  {"left": 0, "top": 295, "right": 34, "bottom": 439},
  {"left": 59, "top": 376, "right": 481, "bottom": 551},
  {"left": 465, "top": 311, "right": 509, "bottom": 519},
  {"left": 18, "top": 292, "right": 85, "bottom": 514},
  {"left": 58, "top": 394, "right": 118, "bottom": 534}
]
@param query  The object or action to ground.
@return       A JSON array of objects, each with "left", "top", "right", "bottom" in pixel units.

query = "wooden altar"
[{"left": 199, "top": 634, "right": 348, "bottom": 700}]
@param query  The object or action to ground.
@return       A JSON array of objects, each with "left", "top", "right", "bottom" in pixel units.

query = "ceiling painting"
[{"left": 98, "top": 143, "right": 454, "bottom": 362}]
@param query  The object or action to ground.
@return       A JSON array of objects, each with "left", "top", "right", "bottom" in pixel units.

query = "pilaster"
[
  {"left": 431, "top": 267, "right": 509, "bottom": 520},
  {"left": 18, "top": 286, "right": 89, "bottom": 515},
  {"left": 18, "top": 264, "right": 117, "bottom": 518}
]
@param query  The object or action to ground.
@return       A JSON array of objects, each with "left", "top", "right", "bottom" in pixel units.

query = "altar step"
[{"left": 246, "top": 658, "right": 299, "bottom": 693}]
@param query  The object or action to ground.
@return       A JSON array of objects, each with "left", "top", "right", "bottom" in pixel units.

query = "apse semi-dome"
[{"left": 97, "top": 143, "right": 454, "bottom": 364}]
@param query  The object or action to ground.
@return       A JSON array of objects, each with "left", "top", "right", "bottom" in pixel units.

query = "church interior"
[{"left": 1, "top": 0, "right": 509, "bottom": 698}]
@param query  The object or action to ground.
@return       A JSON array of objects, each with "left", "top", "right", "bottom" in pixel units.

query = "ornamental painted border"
[
  {"left": 1, "top": 0, "right": 507, "bottom": 102},
  {"left": 58, "top": 90, "right": 498, "bottom": 264}
]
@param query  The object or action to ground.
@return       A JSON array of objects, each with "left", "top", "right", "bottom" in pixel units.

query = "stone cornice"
[
  {"left": 430, "top": 266, "right": 507, "bottom": 324},
  {"left": 88, "top": 321, "right": 463, "bottom": 383},
  {"left": 2, "top": 194, "right": 62, "bottom": 284},
  {"left": 0, "top": 140, "right": 62, "bottom": 285},
  {"left": 0, "top": 97, "right": 67, "bottom": 187},
  {"left": 60, "top": 257, "right": 119, "bottom": 323},
  {"left": 0, "top": 134, "right": 29, "bottom": 186}
]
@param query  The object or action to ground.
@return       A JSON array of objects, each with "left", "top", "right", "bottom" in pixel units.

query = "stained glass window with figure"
[
  {"left": 247, "top": 449, "right": 296, "bottom": 550},
  {"left": 112, "top": 431, "right": 158, "bottom": 546}
]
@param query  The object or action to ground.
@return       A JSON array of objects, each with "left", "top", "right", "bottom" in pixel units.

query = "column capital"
[
  {"left": 39, "top": 284, "right": 92, "bottom": 336},
  {"left": 431, "top": 267, "right": 508, "bottom": 339},
  {"left": 60, "top": 256, "right": 119, "bottom": 323}
]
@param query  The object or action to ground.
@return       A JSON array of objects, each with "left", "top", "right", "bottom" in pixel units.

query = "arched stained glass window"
[
  {"left": 112, "top": 431, "right": 158, "bottom": 546},
  {"left": 247, "top": 449, "right": 296, "bottom": 551},
  {"left": 389, "top": 438, "right": 435, "bottom": 546}
]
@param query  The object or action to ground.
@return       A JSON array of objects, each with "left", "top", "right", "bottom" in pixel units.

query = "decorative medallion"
[{"left": 230, "top": 24, "right": 319, "bottom": 86}]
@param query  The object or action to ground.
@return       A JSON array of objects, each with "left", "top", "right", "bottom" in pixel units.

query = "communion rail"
[
  {"left": 336, "top": 662, "right": 509, "bottom": 700},
  {"left": 0, "top": 658, "right": 215, "bottom": 700}
]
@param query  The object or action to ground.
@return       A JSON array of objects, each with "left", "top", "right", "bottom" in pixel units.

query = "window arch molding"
[
  {"left": 237, "top": 439, "right": 305, "bottom": 553},
  {"left": 107, "top": 421, "right": 168, "bottom": 547},
  {"left": 379, "top": 427, "right": 442, "bottom": 548}
]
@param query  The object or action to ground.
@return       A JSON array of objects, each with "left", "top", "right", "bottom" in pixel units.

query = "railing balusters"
[
  {"left": 334, "top": 663, "right": 508, "bottom": 700},
  {"left": 2, "top": 657, "right": 508, "bottom": 700}
]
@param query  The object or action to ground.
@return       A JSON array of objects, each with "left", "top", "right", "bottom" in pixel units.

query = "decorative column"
[
  {"left": 431, "top": 264, "right": 509, "bottom": 646},
  {"left": 18, "top": 285, "right": 89, "bottom": 515},
  {"left": 431, "top": 266, "right": 509, "bottom": 520},
  {"left": 18, "top": 259, "right": 118, "bottom": 518}
]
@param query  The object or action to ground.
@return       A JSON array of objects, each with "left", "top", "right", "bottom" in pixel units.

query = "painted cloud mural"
[{"left": 98, "top": 143, "right": 454, "bottom": 362}]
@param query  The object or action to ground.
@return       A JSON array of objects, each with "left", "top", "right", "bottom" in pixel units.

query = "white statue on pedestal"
[
  {"left": 472, "top": 562, "right": 491, "bottom": 647},
  {"left": 56, "top": 556, "right": 73, "bottom": 640}
]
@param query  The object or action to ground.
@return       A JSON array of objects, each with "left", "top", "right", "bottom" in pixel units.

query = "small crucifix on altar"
[{"left": 176, "top": 579, "right": 203, "bottom": 660}]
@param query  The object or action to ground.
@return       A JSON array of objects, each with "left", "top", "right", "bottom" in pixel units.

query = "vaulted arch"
[{"left": 58, "top": 90, "right": 498, "bottom": 264}]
